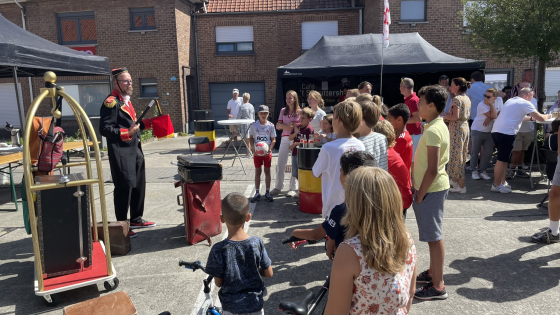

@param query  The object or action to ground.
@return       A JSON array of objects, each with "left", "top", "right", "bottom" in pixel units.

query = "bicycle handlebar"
[
  {"left": 179, "top": 260, "right": 205, "bottom": 272},
  {"left": 281, "top": 236, "right": 320, "bottom": 245}
]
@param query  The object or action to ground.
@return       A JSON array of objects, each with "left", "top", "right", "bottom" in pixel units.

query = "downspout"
[
  {"left": 14, "top": 0, "right": 34, "bottom": 108},
  {"left": 194, "top": 15, "right": 201, "bottom": 110}
]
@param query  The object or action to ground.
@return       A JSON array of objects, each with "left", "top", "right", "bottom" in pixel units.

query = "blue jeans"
[{"left": 292, "top": 155, "right": 298, "bottom": 179}]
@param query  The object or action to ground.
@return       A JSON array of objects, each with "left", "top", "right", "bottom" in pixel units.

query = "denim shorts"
[{"left": 412, "top": 189, "right": 448, "bottom": 242}]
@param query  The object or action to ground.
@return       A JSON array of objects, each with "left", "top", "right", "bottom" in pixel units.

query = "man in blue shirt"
[{"left": 467, "top": 71, "right": 492, "bottom": 123}]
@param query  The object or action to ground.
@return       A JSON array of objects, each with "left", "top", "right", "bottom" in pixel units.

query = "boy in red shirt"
[
  {"left": 388, "top": 103, "right": 413, "bottom": 172},
  {"left": 374, "top": 120, "right": 413, "bottom": 218}
]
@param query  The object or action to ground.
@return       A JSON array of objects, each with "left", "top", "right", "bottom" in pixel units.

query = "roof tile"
[{"left": 206, "top": 0, "right": 352, "bottom": 13}]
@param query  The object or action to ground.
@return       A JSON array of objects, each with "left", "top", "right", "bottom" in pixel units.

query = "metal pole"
[
  {"left": 380, "top": 44, "right": 384, "bottom": 99},
  {"left": 12, "top": 67, "right": 25, "bottom": 135}
]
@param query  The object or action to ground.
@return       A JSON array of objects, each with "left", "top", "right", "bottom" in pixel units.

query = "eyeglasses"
[
  {"left": 484, "top": 95, "right": 493, "bottom": 99},
  {"left": 117, "top": 80, "right": 133, "bottom": 85}
]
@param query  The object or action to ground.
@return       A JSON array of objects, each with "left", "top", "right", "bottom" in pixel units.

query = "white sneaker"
[
  {"left": 503, "top": 181, "right": 512, "bottom": 189},
  {"left": 269, "top": 188, "right": 281, "bottom": 196},
  {"left": 491, "top": 184, "right": 511, "bottom": 193},
  {"left": 522, "top": 163, "right": 529, "bottom": 170},
  {"left": 450, "top": 186, "right": 467, "bottom": 194},
  {"left": 479, "top": 171, "right": 491, "bottom": 180},
  {"left": 286, "top": 190, "right": 297, "bottom": 197},
  {"left": 449, "top": 179, "right": 459, "bottom": 188},
  {"left": 293, "top": 191, "right": 299, "bottom": 199},
  {"left": 472, "top": 171, "right": 480, "bottom": 180}
]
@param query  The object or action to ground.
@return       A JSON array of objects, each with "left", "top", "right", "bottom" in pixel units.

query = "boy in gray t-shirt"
[{"left": 356, "top": 101, "right": 388, "bottom": 171}]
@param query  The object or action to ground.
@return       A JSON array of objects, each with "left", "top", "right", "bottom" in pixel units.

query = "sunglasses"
[{"left": 484, "top": 95, "right": 493, "bottom": 99}]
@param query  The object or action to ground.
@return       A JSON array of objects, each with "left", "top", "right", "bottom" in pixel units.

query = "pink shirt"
[{"left": 278, "top": 107, "right": 302, "bottom": 137}]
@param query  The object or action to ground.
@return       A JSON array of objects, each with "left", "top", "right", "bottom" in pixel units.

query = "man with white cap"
[{"left": 227, "top": 88, "right": 243, "bottom": 146}]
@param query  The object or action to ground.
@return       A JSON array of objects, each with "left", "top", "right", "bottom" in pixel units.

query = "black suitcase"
[
  {"left": 177, "top": 155, "right": 222, "bottom": 183},
  {"left": 35, "top": 173, "right": 92, "bottom": 278},
  {"left": 193, "top": 109, "right": 213, "bottom": 121}
]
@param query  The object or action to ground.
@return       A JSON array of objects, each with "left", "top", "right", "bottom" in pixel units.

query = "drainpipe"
[
  {"left": 14, "top": 0, "right": 34, "bottom": 108},
  {"left": 194, "top": 15, "right": 201, "bottom": 110}
]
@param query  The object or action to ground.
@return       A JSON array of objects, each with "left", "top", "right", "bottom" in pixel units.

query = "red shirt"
[
  {"left": 387, "top": 148, "right": 412, "bottom": 209},
  {"left": 394, "top": 131, "right": 413, "bottom": 171},
  {"left": 404, "top": 92, "right": 421, "bottom": 135}
]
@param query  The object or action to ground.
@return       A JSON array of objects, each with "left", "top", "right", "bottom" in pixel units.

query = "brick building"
[{"left": 0, "top": 0, "right": 554, "bottom": 136}]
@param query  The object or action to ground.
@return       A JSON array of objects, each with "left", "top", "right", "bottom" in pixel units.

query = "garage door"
[
  {"left": 209, "top": 82, "right": 265, "bottom": 128},
  {"left": 0, "top": 83, "right": 24, "bottom": 128}
]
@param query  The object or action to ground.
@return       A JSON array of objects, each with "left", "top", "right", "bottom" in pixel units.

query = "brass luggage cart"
[{"left": 23, "top": 72, "right": 117, "bottom": 306}]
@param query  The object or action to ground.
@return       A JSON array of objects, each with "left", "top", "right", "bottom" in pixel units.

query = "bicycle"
[
  {"left": 178, "top": 260, "right": 222, "bottom": 315},
  {"left": 278, "top": 236, "right": 330, "bottom": 315}
]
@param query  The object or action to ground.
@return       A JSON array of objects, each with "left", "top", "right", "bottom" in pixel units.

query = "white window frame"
[
  {"left": 400, "top": 0, "right": 427, "bottom": 22},
  {"left": 215, "top": 26, "right": 254, "bottom": 55},
  {"left": 301, "top": 21, "right": 338, "bottom": 50}
]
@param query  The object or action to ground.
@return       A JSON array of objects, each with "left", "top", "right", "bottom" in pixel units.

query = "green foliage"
[
  {"left": 141, "top": 129, "right": 153, "bottom": 143},
  {"left": 462, "top": 0, "right": 560, "bottom": 63}
]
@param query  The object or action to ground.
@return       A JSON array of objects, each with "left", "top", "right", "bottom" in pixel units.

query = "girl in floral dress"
[
  {"left": 443, "top": 77, "right": 471, "bottom": 194},
  {"left": 326, "top": 167, "right": 417, "bottom": 314}
]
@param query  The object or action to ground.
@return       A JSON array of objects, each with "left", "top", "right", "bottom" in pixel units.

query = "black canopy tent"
[
  {"left": 275, "top": 32, "right": 485, "bottom": 123},
  {"left": 0, "top": 15, "right": 110, "bottom": 132}
]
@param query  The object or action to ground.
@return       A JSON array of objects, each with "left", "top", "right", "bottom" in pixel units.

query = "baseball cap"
[
  {"left": 258, "top": 105, "right": 269, "bottom": 113},
  {"left": 232, "top": 89, "right": 239, "bottom": 93}
]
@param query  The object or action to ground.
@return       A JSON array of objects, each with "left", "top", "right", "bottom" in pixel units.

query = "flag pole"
[{"left": 380, "top": 44, "right": 384, "bottom": 100}]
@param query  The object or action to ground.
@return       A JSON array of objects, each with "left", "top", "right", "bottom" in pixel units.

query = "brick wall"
[
  {"left": 0, "top": 0, "right": 195, "bottom": 132},
  {"left": 195, "top": 9, "right": 361, "bottom": 116},
  {"left": 363, "top": 0, "right": 533, "bottom": 85}
]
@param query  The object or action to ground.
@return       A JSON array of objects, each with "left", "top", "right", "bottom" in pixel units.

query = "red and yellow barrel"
[
  {"left": 194, "top": 120, "right": 216, "bottom": 152},
  {"left": 297, "top": 147, "right": 322, "bottom": 214}
]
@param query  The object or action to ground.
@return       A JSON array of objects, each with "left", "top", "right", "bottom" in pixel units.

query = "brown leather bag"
[
  {"left": 63, "top": 291, "right": 137, "bottom": 315},
  {"left": 93, "top": 221, "right": 131, "bottom": 255}
]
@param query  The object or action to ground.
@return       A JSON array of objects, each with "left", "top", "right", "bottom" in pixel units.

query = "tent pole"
[
  {"left": 380, "top": 44, "right": 384, "bottom": 101},
  {"left": 12, "top": 67, "right": 25, "bottom": 135}
]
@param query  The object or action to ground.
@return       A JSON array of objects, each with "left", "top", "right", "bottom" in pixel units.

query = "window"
[
  {"left": 215, "top": 26, "right": 254, "bottom": 55},
  {"left": 302, "top": 21, "right": 338, "bottom": 50},
  {"left": 130, "top": 8, "right": 156, "bottom": 30},
  {"left": 401, "top": 0, "right": 426, "bottom": 22},
  {"left": 484, "top": 69, "right": 513, "bottom": 91},
  {"left": 57, "top": 12, "right": 97, "bottom": 45},
  {"left": 57, "top": 82, "right": 110, "bottom": 117},
  {"left": 140, "top": 78, "right": 158, "bottom": 98}
]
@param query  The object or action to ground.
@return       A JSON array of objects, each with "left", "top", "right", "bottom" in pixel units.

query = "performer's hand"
[{"left": 128, "top": 123, "right": 140, "bottom": 135}]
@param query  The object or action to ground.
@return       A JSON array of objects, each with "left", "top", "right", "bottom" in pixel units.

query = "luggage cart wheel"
[
  {"left": 104, "top": 277, "right": 120, "bottom": 291},
  {"left": 42, "top": 294, "right": 60, "bottom": 307}
]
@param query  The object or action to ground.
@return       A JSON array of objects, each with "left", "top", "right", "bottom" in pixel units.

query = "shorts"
[
  {"left": 412, "top": 189, "right": 448, "bottom": 242},
  {"left": 411, "top": 134, "right": 422, "bottom": 162},
  {"left": 229, "top": 125, "right": 239, "bottom": 135},
  {"left": 291, "top": 155, "right": 298, "bottom": 178},
  {"left": 491, "top": 132, "right": 516, "bottom": 163},
  {"left": 513, "top": 131, "right": 533, "bottom": 151},
  {"left": 552, "top": 155, "right": 560, "bottom": 187},
  {"left": 254, "top": 153, "right": 272, "bottom": 168},
  {"left": 223, "top": 310, "right": 264, "bottom": 315}
]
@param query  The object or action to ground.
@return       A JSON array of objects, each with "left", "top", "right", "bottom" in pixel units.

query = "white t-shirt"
[
  {"left": 492, "top": 97, "right": 537, "bottom": 135},
  {"left": 518, "top": 98, "right": 538, "bottom": 133},
  {"left": 227, "top": 98, "right": 243, "bottom": 119},
  {"left": 309, "top": 108, "right": 326, "bottom": 132},
  {"left": 471, "top": 97, "right": 503, "bottom": 133},
  {"left": 312, "top": 137, "right": 365, "bottom": 218},
  {"left": 249, "top": 121, "right": 276, "bottom": 146}
]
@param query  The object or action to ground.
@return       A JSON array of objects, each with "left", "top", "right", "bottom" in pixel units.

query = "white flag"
[{"left": 383, "top": 0, "right": 391, "bottom": 48}]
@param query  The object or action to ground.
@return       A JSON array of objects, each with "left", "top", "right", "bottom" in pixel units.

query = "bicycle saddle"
[{"left": 278, "top": 291, "right": 314, "bottom": 315}]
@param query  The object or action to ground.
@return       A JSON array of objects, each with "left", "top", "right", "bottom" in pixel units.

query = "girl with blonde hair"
[
  {"left": 271, "top": 90, "right": 302, "bottom": 197},
  {"left": 307, "top": 90, "right": 326, "bottom": 132},
  {"left": 325, "top": 167, "right": 417, "bottom": 314}
]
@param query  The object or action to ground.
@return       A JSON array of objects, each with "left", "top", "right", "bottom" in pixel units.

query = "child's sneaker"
[
  {"left": 414, "top": 283, "right": 448, "bottom": 300},
  {"left": 416, "top": 269, "right": 432, "bottom": 284},
  {"left": 250, "top": 193, "right": 261, "bottom": 203},
  {"left": 531, "top": 228, "right": 560, "bottom": 244},
  {"left": 265, "top": 193, "right": 273, "bottom": 202}
]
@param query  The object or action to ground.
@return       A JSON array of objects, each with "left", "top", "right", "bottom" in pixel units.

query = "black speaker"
[
  {"left": 193, "top": 110, "right": 213, "bottom": 121},
  {"left": 36, "top": 173, "right": 92, "bottom": 278}
]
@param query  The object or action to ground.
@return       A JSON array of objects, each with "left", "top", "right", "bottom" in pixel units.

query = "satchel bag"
[
  {"left": 152, "top": 100, "right": 175, "bottom": 139},
  {"left": 37, "top": 119, "right": 64, "bottom": 173}
]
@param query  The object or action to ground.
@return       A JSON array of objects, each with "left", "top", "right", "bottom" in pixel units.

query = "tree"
[{"left": 462, "top": 0, "right": 560, "bottom": 111}]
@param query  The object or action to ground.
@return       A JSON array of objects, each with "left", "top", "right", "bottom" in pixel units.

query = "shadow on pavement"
[
  {"left": 484, "top": 207, "right": 549, "bottom": 222},
  {"left": 445, "top": 245, "right": 560, "bottom": 302}
]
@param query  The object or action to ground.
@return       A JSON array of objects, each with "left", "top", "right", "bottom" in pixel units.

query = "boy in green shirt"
[{"left": 412, "top": 85, "right": 450, "bottom": 301}]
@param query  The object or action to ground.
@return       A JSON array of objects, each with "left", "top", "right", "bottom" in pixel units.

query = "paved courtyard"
[{"left": 1, "top": 132, "right": 559, "bottom": 315}]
